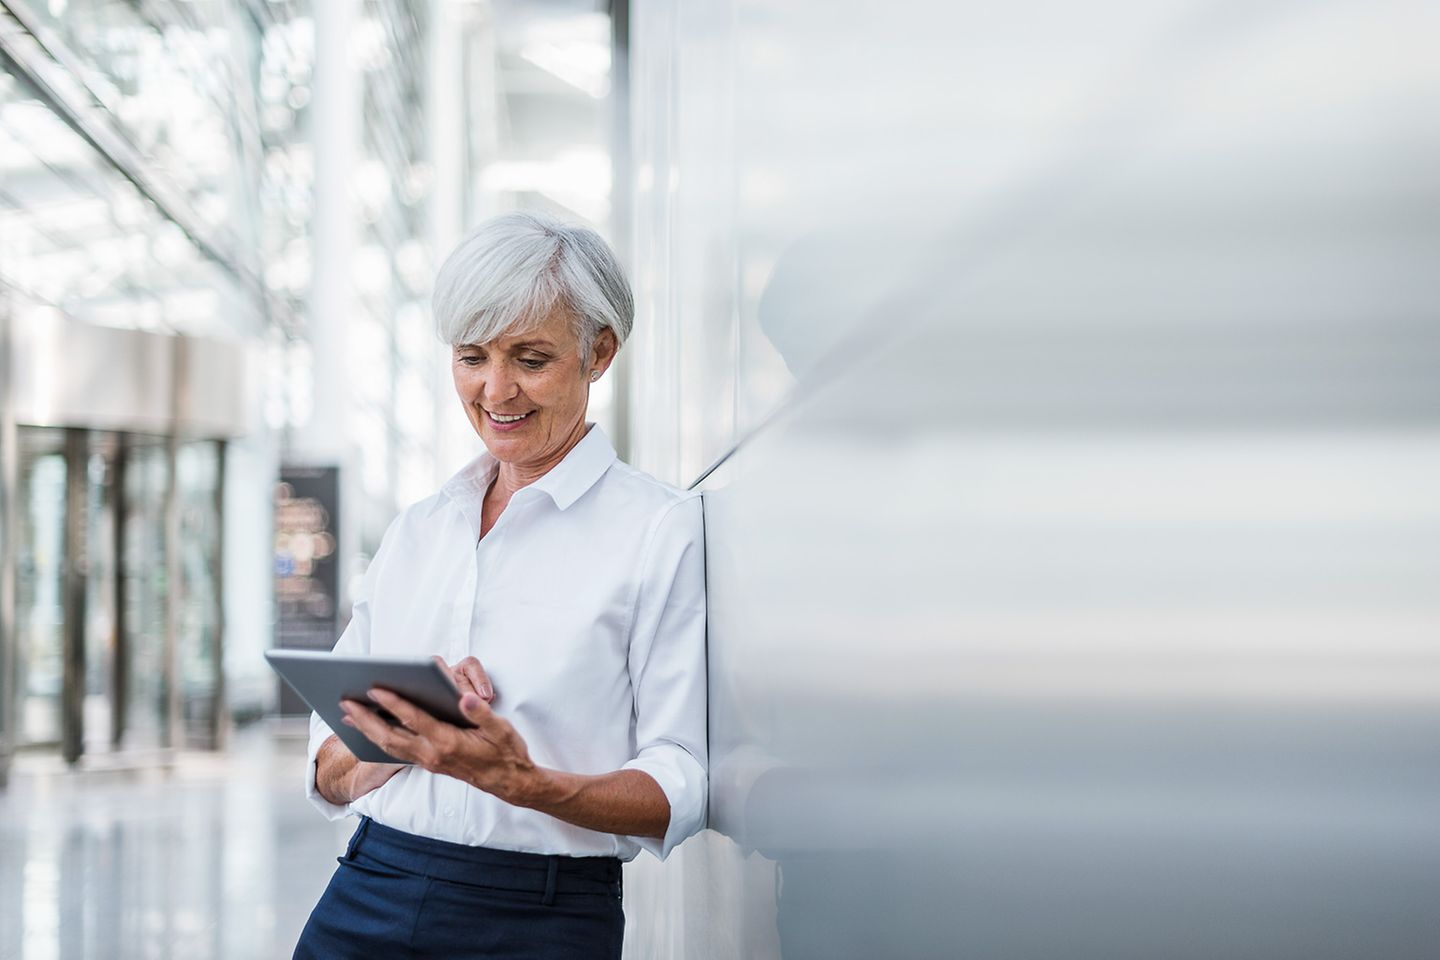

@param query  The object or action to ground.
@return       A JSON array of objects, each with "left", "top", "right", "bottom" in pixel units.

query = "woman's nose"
[{"left": 482, "top": 365, "right": 519, "bottom": 404}]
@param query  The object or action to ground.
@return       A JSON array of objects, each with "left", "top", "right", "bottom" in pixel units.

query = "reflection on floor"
[{"left": 0, "top": 725, "right": 351, "bottom": 960}]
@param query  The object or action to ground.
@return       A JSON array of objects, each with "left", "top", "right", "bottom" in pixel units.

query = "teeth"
[{"left": 489, "top": 411, "right": 529, "bottom": 423}]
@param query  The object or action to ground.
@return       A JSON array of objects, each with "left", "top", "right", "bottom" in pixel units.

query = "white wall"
[{"left": 621, "top": 1, "right": 1440, "bottom": 957}]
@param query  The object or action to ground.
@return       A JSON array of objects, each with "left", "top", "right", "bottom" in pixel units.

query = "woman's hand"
[
  {"left": 315, "top": 657, "right": 493, "bottom": 807},
  {"left": 342, "top": 690, "right": 671, "bottom": 838},
  {"left": 341, "top": 688, "right": 540, "bottom": 805}
]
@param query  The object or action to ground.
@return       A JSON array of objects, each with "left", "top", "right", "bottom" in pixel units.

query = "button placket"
[
  {"left": 471, "top": 502, "right": 523, "bottom": 650},
  {"left": 448, "top": 518, "right": 475, "bottom": 663},
  {"left": 469, "top": 527, "right": 493, "bottom": 657}
]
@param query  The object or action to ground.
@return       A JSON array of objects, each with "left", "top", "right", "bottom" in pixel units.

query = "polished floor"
[{"left": 0, "top": 726, "right": 352, "bottom": 960}]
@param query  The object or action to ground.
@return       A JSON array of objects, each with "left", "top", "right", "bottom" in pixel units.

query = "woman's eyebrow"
[{"left": 456, "top": 338, "right": 555, "bottom": 353}]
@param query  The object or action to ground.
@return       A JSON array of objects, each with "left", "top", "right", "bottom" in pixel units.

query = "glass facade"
[
  {"left": 0, "top": 6, "right": 270, "bottom": 337},
  {"left": 0, "top": 0, "right": 289, "bottom": 768},
  {"left": 351, "top": 0, "right": 436, "bottom": 543}
]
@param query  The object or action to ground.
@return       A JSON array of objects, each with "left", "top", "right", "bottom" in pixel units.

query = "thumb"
[{"left": 459, "top": 692, "right": 492, "bottom": 725}]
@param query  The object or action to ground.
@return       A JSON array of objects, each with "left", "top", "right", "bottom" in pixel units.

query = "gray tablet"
[{"left": 265, "top": 649, "right": 476, "bottom": 763}]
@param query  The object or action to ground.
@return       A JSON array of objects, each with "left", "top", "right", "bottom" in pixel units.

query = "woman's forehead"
[{"left": 459, "top": 311, "right": 576, "bottom": 351}]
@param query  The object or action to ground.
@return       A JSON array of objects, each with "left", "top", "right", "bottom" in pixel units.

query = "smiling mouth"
[{"left": 486, "top": 410, "right": 533, "bottom": 424}]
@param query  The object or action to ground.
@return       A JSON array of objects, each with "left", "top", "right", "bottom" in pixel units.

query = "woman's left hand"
[{"left": 340, "top": 689, "right": 542, "bottom": 805}]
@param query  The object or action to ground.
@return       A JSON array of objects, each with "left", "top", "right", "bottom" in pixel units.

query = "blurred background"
[{"left": 2, "top": 0, "right": 1439, "bottom": 958}]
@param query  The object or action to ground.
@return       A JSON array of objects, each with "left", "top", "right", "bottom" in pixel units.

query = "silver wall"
[{"left": 620, "top": 1, "right": 1440, "bottom": 957}]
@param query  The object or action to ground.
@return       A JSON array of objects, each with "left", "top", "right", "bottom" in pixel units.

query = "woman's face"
[{"left": 452, "top": 309, "right": 616, "bottom": 473}]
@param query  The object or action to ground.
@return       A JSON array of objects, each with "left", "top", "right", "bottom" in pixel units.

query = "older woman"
[{"left": 293, "top": 213, "right": 707, "bottom": 959}]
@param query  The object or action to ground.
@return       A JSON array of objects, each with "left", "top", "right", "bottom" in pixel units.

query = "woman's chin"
[{"left": 479, "top": 429, "right": 537, "bottom": 463}]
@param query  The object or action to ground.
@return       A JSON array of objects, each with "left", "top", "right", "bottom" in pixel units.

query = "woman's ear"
[{"left": 590, "top": 328, "right": 619, "bottom": 376}]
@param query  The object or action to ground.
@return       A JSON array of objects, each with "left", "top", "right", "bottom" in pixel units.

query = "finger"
[
  {"left": 435, "top": 655, "right": 477, "bottom": 695},
  {"left": 458, "top": 692, "right": 498, "bottom": 728},
  {"left": 343, "top": 698, "right": 408, "bottom": 734},
  {"left": 458, "top": 657, "right": 495, "bottom": 701},
  {"left": 457, "top": 695, "right": 524, "bottom": 754},
  {"left": 368, "top": 687, "right": 446, "bottom": 738},
  {"left": 342, "top": 700, "right": 420, "bottom": 761}
]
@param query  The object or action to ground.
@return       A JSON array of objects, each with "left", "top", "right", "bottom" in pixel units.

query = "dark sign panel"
[{"left": 274, "top": 465, "right": 340, "bottom": 715}]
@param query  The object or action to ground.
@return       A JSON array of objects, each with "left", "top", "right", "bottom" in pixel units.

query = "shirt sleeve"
[
  {"left": 621, "top": 495, "right": 709, "bottom": 859},
  {"left": 303, "top": 518, "right": 390, "bottom": 821}
]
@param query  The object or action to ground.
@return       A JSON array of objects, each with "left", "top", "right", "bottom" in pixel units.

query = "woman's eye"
[
  {"left": 458, "top": 356, "right": 482, "bottom": 366},
  {"left": 519, "top": 358, "right": 548, "bottom": 370}
]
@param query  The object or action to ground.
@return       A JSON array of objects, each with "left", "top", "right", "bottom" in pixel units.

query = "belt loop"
[
  {"left": 541, "top": 856, "right": 559, "bottom": 906},
  {"left": 344, "top": 816, "right": 371, "bottom": 861}
]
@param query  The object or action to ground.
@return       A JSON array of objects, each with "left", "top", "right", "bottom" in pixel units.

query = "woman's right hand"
[
  {"left": 432, "top": 655, "right": 496, "bottom": 703},
  {"left": 316, "top": 657, "right": 495, "bottom": 805}
]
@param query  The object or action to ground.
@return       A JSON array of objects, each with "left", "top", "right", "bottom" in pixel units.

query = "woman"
[{"left": 294, "top": 213, "right": 707, "bottom": 959}]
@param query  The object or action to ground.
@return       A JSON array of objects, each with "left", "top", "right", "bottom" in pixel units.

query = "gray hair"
[{"left": 431, "top": 212, "right": 634, "bottom": 356}]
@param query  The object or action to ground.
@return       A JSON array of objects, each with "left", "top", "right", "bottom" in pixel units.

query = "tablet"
[{"left": 266, "top": 649, "right": 476, "bottom": 763}]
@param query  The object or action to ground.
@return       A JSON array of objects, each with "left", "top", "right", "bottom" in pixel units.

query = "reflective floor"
[{"left": 0, "top": 726, "right": 351, "bottom": 960}]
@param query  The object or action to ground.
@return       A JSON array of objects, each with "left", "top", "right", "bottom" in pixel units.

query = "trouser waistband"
[{"left": 345, "top": 817, "right": 623, "bottom": 904}]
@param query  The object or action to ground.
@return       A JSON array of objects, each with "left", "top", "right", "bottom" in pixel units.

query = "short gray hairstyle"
[{"left": 431, "top": 212, "right": 634, "bottom": 356}]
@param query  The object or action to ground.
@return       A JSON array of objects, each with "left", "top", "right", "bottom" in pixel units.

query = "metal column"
[
  {"left": 109, "top": 441, "right": 127, "bottom": 749},
  {"left": 61, "top": 428, "right": 87, "bottom": 765},
  {"left": 0, "top": 287, "right": 16, "bottom": 786},
  {"left": 210, "top": 440, "right": 227, "bottom": 750},
  {"left": 608, "top": 0, "right": 633, "bottom": 462},
  {"left": 162, "top": 338, "right": 186, "bottom": 751}
]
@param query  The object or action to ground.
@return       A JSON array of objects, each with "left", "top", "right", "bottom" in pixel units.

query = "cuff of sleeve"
[
  {"left": 306, "top": 714, "right": 355, "bottom": 822},
  {"left": 622, "top": 748, "right": 708, "bottom": 860}
]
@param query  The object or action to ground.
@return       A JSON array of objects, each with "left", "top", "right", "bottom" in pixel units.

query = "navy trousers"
[{"left": 293, "top": 818, "right": 625, "bottom": 959}]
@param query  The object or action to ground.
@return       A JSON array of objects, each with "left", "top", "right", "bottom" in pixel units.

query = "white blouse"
[{"left": 305, "top": 425, "right": 707, "bottom": 861}]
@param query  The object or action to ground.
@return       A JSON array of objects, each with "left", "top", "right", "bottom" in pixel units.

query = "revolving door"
[{"left": 2, "top": 427, "right": 225, "bottom": 768}]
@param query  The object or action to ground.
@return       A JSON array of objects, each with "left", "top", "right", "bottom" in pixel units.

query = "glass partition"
[
  {"left": 82, "top": 433, "right": 119, "bottom": 752},
  {"left": 14, "top": 428, "right": 65, "bottom": 747},
  {"left": 120, "top": 436, "right": 168, "bottom": 750},
  {"left": 177, "top": 440, "right": 222, "bottom": 747}
]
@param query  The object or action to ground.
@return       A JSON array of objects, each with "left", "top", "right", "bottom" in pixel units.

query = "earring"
[{"left": 590, "top": 371, "right": 600, "bottom": 381}]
